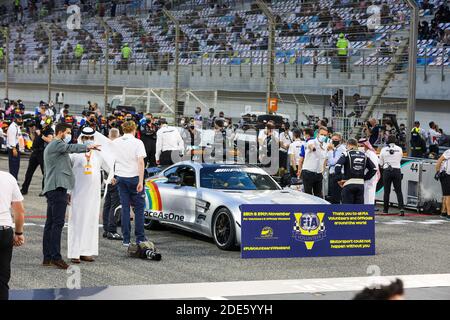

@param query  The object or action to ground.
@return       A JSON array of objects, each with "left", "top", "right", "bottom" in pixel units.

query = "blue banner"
[{"left": 240, "top": 205, "right": 375, "bottom": 259}]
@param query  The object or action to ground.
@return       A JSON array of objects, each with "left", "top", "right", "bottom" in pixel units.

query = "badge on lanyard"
[{"left": 84, "top": 152, "right": 93, "bottom": 175}]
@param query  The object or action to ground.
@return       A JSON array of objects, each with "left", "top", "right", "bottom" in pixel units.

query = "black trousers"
[
  {"left": 383, "top": 168, "right": 404, "bottom": 212},
  {"left": 0, "top": 228, "right": 13, "bottom": 300},
  {"left": 43, "top": 188, "right": 68, "bottom": 261},
  {"left": 160, "top": 150, "right": 175, "bottom": 166},
  {"left": 102, "top": 183, "right": 120, "bottom": 233},
  {"left": 429, "top": 144, "right": 439, "bottom": 155},
  {"left": 8, "top": 148, "right": 20, "bottom": 180},
  {"left": 341, "top": 184, "right": 364, "bottom": 204},
  {"left": 302, "top": 170, "right": 323, "bottom": 198},
  {"left": 339, "top": 56, "right": 347, "bottom": 72},
  {"left": 21, "top": 151, "right": 44, "bottom": 193},
  {"left": 328, "top": 174, "right": 342, "bottom": 204}
]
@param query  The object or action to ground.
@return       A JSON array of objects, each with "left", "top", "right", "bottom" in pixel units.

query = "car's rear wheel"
[{"left": 212, "top": 208, "right": 236, "bottom": 250}]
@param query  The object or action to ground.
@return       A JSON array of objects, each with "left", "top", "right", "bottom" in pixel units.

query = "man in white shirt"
[
  {"left": 379, "top": 135, "right": 405, "bottom": 215},
  {"left": 6, "top": 114, "right": 23, "bottom": 180},
  {"left": 112, "top": 121, "right": 147, "bottom": 246},
  {"left": 436, "top": 149, "right": 450, "bottom": 220},
  {"left": 0, "top": 171, "right": 25, "bottom": 300},
  {"left": 258, "top": 120, "right": 279, "bottom": 166},
  {"left": 297, "top": 127, "right": 329, "bottom": 198},
  {"left": 428, "top": 121, "right": 441, "bottom": 156},
  {"left": 155, "top": 118, "right": 184, "bottom": 166},
  {"left": 288, "top": 129, "right": 303, "bottom": 176},
  {"left": 279, "top": 122, "right": 293, "bottom": 171}
]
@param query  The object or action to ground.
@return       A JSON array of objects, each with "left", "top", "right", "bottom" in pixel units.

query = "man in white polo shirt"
[
  {"left": 0, "top": 171, "right": 25, "bottom": 300},
  {"left": 112, "top": 121, "right": 148, "bottom": 246},
  {"left": 297, "top": 127, "right": 329, "bottom": 198}
]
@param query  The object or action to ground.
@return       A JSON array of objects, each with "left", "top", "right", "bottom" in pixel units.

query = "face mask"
[
  {"left": 40, "top": 120, "right": 45, "bottom": 126},
  {"left": 224, "top": 122, "right": 229, "bottom": 127},
  {"left": 63, "top": 134, "right": 72, "bottom": 144},
  {"left": 318, "top": 135, "right": 326, "bottom": 143},
  {"left": 83, "top": 140, "right": 94, "bottom": 146},
  {"left": 332, "top": 140, "right": 340, "bottom": 147},
  {"left": 195, "top": 110, "right": 200, "bottom": 114},
  {"left": 189, "top": 125, "right": 195, "bottom": 130},
  {"left": 146, "top": 118, "right": 152, "bottom": 123},
  {"left": 180, "top": 119, "right": 185, "bottom": 125}
]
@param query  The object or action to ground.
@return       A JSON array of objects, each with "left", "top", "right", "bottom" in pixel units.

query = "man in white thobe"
[
  {"left": 67, "top": 127, "right": 114, "bottom": 263},
  {"left": 359, "top": 138, "right": 380, "bottom": 205}
]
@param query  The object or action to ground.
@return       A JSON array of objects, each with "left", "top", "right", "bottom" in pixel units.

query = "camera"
[
  {"left": 127, "top": 241, "right": 162, "bottom": 261},
  {"left": 145, "top": 250, "right": 162, "bottom": 261}
]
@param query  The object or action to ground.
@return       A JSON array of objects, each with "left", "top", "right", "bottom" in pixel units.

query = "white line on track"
[{"left": 74, "top": 273, "right": 450, "bottom": 300}]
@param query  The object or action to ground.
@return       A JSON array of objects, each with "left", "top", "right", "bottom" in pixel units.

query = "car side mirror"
[{"left": 168, "top": 175, "right": 181, "bottom": 185}]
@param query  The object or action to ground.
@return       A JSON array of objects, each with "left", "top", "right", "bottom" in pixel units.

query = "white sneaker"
[{"left": 122, "top": 242, "right": 130, "bottom": 247}]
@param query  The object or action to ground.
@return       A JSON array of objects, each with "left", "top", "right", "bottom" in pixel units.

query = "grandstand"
[{"left": 0, "top": 0, "right": 449, "bottom": 136}]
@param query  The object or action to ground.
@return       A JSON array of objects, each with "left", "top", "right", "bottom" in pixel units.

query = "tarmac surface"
[{"left": 1, "top": 154, "right": 449, "bottom": 300}]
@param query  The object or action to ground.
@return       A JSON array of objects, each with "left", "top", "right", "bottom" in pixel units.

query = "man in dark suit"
[{"left": 42, "top": 123, "right": 100, "bottom": 269}]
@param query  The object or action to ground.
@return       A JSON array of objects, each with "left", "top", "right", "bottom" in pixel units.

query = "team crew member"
[
  {"left": 428, "top": 121, "right": 441, "bottom": 156},
  {"left": 379, "top": 135, "right": 405, "bottom": 216},
  {"left": 21, "top": 117, "right": 54, "bottom": 195},
  {"left": 6, "top": 114, "right": 23, "bottom": 180},
  {"left": 358, "top": 138, "right": 380, "bottom": 205},
  {"left": 297, "top": 127, "right": 328, "bottom": 198},
  {"left": 335, "top": 139, "right": 377, "bottom": 204},
  {"left": 436, "top": 149, "right": 450, "bottom": 219},
  {"left": 155, "top": 118, "right": 184, "bottom": 166},
  {"left": 0, "top": 171, "right": 25, "bottom": 300},
  {"left": 326, "top": 132, "right": 346, "bottom": 204},
  {"left": 112, "top": 121, "right": 147, "bottom": 246},
  {"left": 42, "top": 123, "right": 100, "bottom": 270}
]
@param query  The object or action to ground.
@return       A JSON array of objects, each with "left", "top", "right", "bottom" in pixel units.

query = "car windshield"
[{"left": 200, "top": 167, "right": 280, "bottom": 190}]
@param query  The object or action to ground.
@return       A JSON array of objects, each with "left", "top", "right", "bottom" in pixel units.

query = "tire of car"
[
  {"left": 144, "top": 218, "right": 161, "bottom": 230},
  {"left": 212, "top": 208, "right": 237, "bottom": 251}
]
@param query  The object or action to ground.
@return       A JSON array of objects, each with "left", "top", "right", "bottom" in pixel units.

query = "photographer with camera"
[
  {"left": 364, "top": 118, "right": 381, "bottom": 148},
  {"left": 379, "top": 135, "right": 405, "bottom": 216},
  {"left": 140, "top": 113, "right": 158, "bottom": 168},
  {"left": 435, "top": 149, "right": 450, "bottom": 220},
  {"left": 21, "top": 116, "right": 54, "bottom": 196}
]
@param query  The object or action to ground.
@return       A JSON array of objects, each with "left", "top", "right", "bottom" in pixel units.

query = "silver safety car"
[{"left": 143, "top": 161, "right": 329, "bottom": 250}]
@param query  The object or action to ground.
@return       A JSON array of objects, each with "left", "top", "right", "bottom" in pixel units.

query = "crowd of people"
[{"left": 1, "top": 97, "right": 450, "bottom": 300}]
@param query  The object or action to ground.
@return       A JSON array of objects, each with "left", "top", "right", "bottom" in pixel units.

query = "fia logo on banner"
[
  {"left": 67, "top": 5, "right": 81, "bottom": 30},
  {"left": 292, "top": 212, "right": 326, "bottom": 250}
]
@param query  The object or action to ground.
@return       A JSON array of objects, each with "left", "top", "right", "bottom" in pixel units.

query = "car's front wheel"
[
  {"left": 212, "top": 208, "right": 236, "bottom": 250},
  {"left": 144, "top": 218, "right": 161, "bottom": 230}
]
